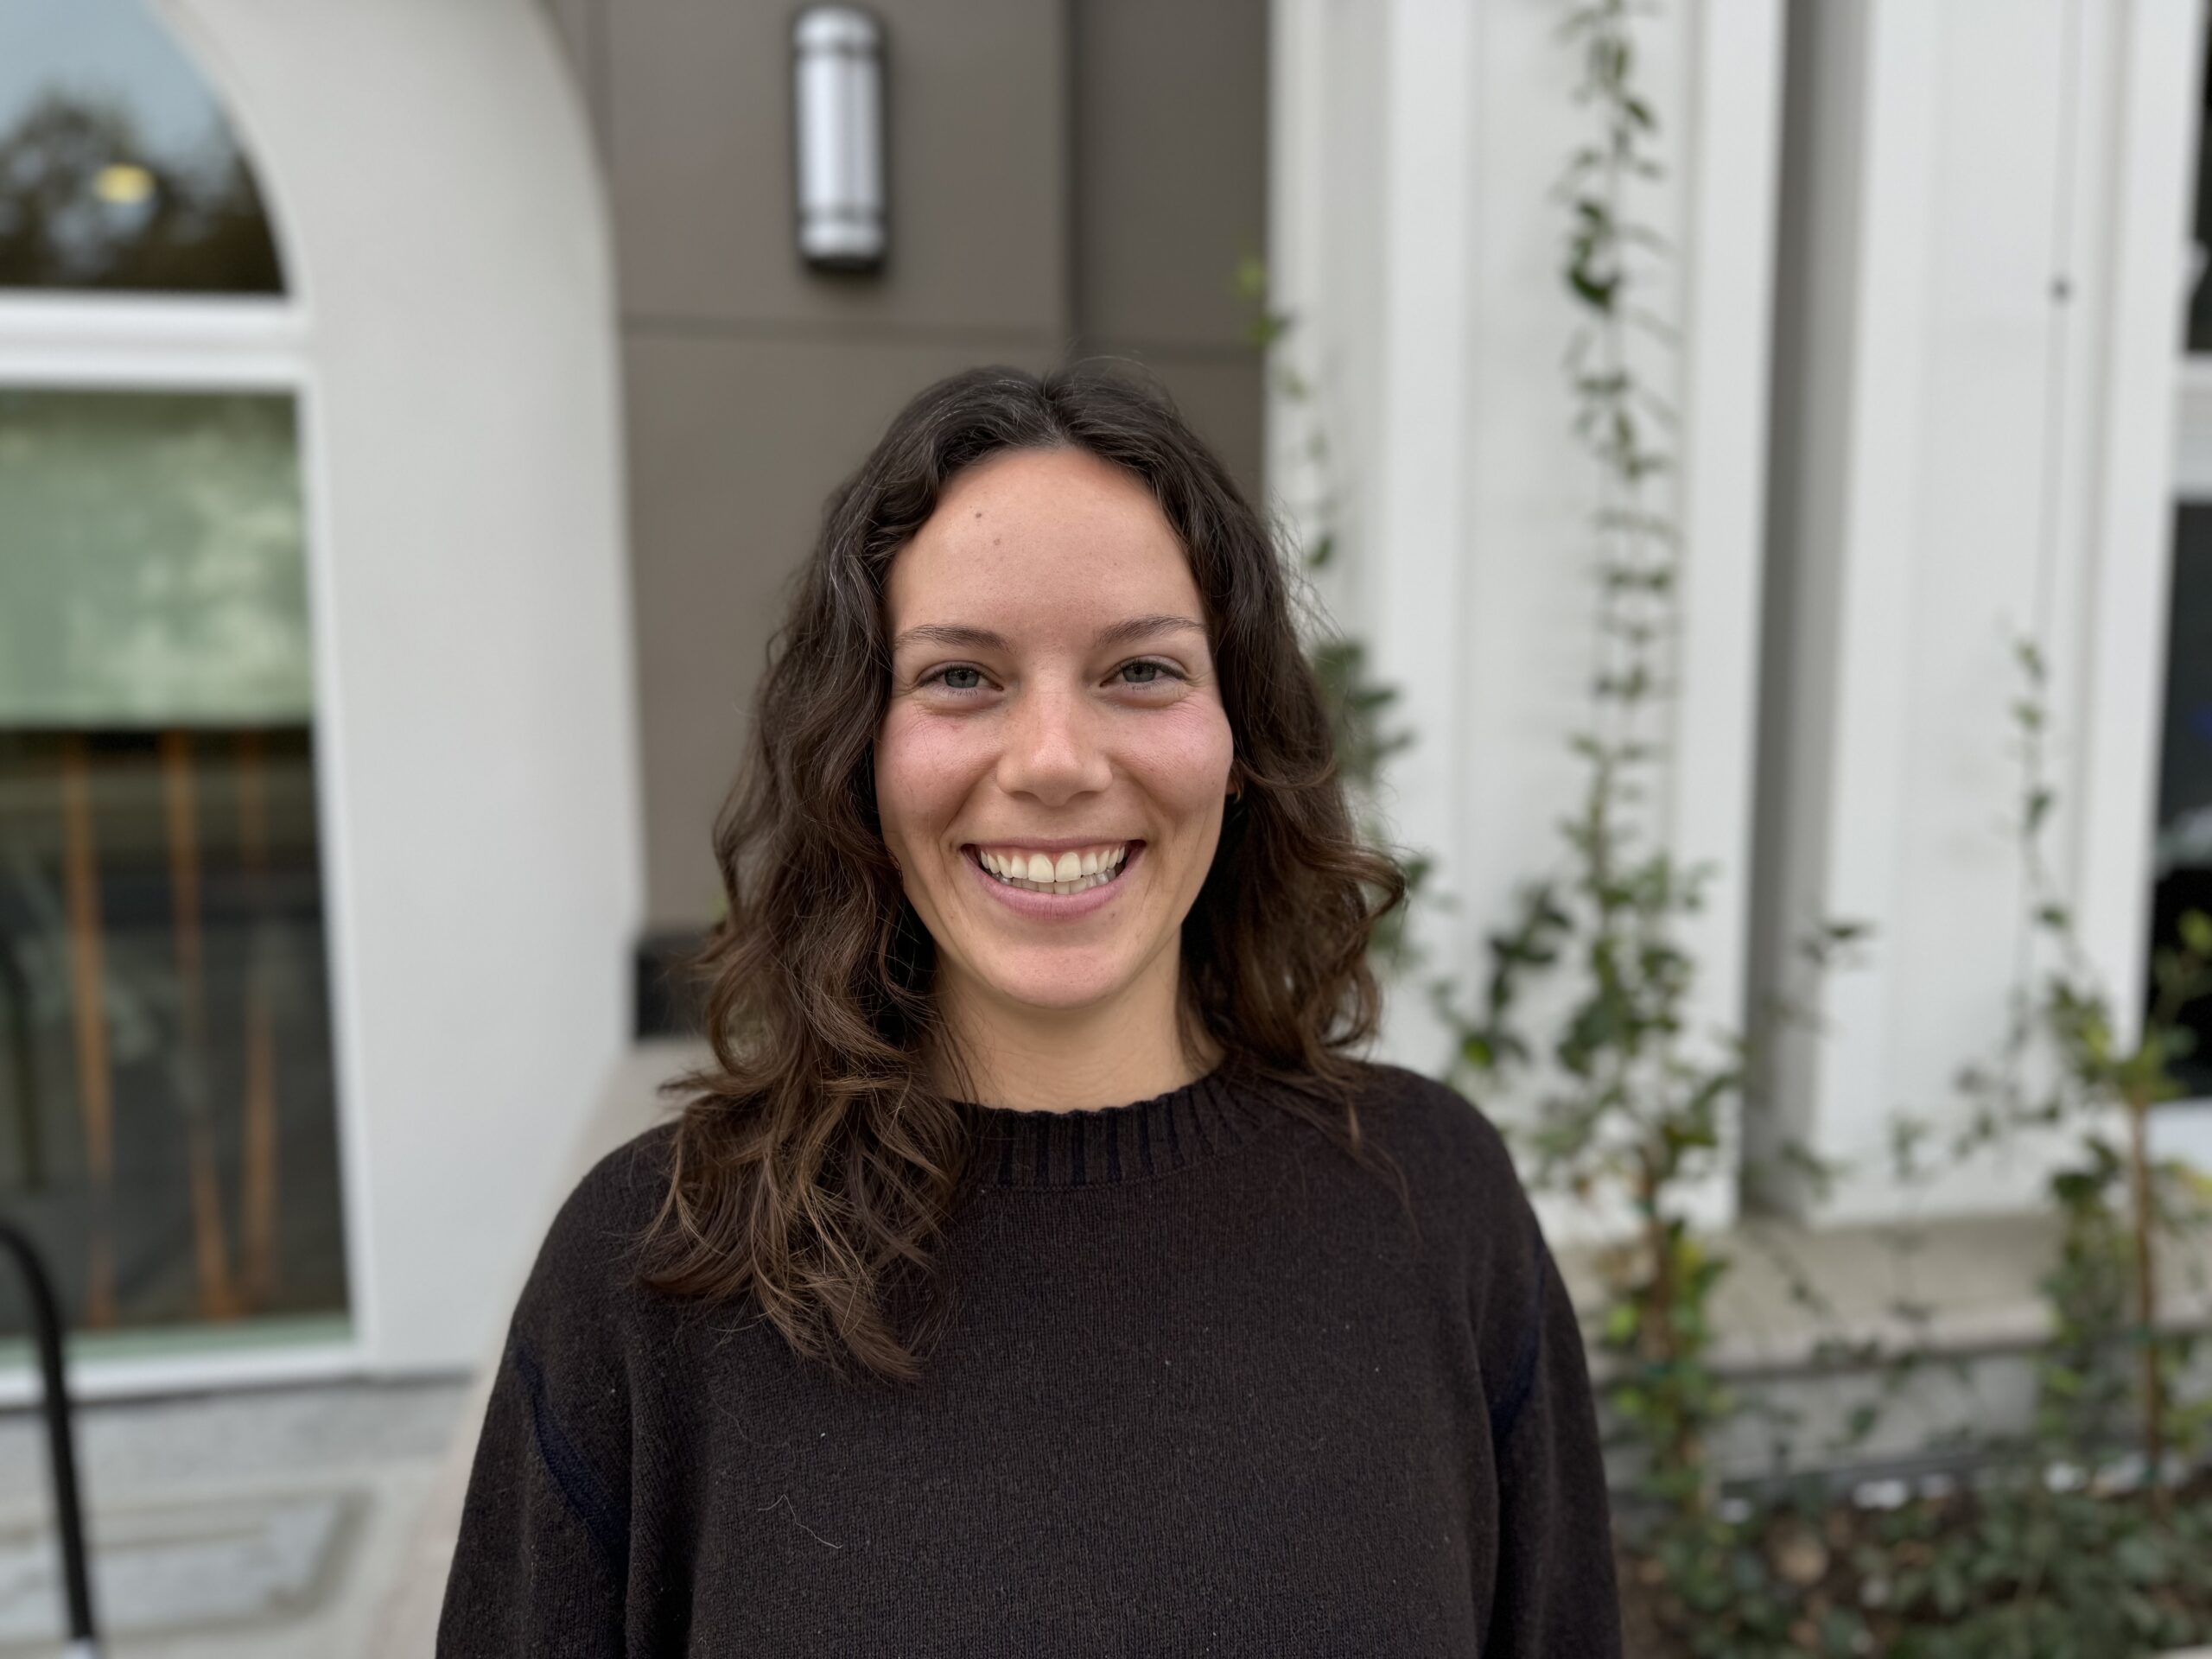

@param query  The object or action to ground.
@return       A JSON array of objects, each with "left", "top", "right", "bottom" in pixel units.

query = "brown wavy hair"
[{"left": 641, "top": 363, "right": 1412, "bottom": 1387}]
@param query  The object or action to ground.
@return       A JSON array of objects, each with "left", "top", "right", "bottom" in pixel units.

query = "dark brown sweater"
[{"left": 435, "top": 1060, "right": 1623, "bottom": 1656}]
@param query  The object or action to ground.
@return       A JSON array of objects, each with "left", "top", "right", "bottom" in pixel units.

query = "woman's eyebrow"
[
  {"left": 1095, "top": 614, "right": 1207, "bottom": 650},
  {"left": 890, "top": 615, "right": 1206, "bottom": 654}
]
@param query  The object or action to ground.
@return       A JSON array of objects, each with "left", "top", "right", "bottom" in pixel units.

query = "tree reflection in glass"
[{"left": 0, "top": 0, "right": 284, "bottom": 295}]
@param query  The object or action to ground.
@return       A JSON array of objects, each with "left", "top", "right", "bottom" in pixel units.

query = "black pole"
[{"left": 0, "top": 1217, "right": 99, "bottom": 1650}]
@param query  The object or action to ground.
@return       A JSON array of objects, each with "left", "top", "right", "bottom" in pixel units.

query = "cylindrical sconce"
[{"left": 792, "top": 5, "right": 887, "bottom": 272}]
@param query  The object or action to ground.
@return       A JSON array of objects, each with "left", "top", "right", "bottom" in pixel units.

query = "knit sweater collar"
[{"left": 957, "top": 1065, "right": 1277, "bottom": 1189}]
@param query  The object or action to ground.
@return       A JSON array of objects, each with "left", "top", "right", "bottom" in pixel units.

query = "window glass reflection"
[
  {"left": 0, "top": 0, "right": 283, "bottom": 294},
  {"left": 0, "top": 390, "right": 346, "bottom": 1341},
  {"left": 0, "top": 391, "right": 312, "bottom": 725},
  {"left": 2156, "top": 506, "right": 2212, "bottom": 1096}
]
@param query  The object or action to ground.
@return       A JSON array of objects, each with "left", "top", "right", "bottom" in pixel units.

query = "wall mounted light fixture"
[{"left": 792, "top": 5, "right": 887, "bottom": 272}]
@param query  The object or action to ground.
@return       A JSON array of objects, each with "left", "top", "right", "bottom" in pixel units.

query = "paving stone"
[
  {"left": 0, "top": 1489, "right": 358, "bottom": 1647},
  {"left": 0, "top": 1379, "right": 464, "bottom": 1658}
]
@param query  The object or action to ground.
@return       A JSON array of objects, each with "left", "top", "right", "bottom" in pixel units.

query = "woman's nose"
[{"left": 997, "top": 679, "right": 1112, "bottom": 803}]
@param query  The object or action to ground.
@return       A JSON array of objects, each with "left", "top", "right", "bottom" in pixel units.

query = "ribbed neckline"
[{"left": 957, "top": 1065, "right": 1278, "bottom": 1189}]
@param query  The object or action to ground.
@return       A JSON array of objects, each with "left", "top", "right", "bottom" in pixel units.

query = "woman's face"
[{"left": 874, "top": 444, "right": 1236, "bottom": 1027}]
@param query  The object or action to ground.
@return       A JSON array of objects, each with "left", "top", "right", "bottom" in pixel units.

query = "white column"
[
  {"left": 1367, "top": 0, "right": 1481, "bottom": 1085},
  {"left": 1271, "top": 0, "right": 1786, "bottom": 1245},
  {"left": 1756, "top": 0, "right": 2202, "bottom": 1225},
  {"left": 1673, "top": 0, "right": 1789, "bottom": 1230}
]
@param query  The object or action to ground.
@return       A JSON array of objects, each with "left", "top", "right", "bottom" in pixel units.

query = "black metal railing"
[{"left": 0, "top": 1217, "right": 100, "bottom": 1654}]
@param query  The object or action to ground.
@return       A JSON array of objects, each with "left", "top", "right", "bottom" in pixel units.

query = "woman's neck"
[{"left": 928, "top": 957, "right": 1223, "bottom": 1113}]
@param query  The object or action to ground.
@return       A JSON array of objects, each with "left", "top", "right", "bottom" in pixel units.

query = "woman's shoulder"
[
  {"left": 1333, "top": 1058, "right": 1531, "bottom": 1205},
  {"left": 511, "top": 1117, "right": 683, "bottom": 1328},
  {"left": 1322, "top": 1060, "right": 1553, "bottom": 1307},
  {"left": 473, "top": 1123, "right": 683, "bottom": 1513}
]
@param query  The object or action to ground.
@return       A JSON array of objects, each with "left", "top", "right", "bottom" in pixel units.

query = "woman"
[{"left": 436, "top": 365, "right": 1623, "bottom": 1656}]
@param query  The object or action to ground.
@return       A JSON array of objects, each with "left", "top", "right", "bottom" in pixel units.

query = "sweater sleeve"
[
  {"left": 1481, "top": 1212, "right": 1624, "bottom": 1659},
  {"left": 435, "top": 1136, "right": 657, "bottom": 1658}
]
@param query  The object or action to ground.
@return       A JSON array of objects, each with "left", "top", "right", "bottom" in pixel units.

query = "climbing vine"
[{"left": 1431, "top": 0, "right": 1864, "bottom": 1548}]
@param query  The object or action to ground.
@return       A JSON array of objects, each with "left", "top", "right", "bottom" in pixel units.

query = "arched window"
[
  {"left": 1, "top": 0, "right": 636, "bottom": 1401},
  {"left": 0, "top": 0, "right": 283, "bottom": 294},
  {"left": 0, "top": 0, "right": 348, "bottom": 1359}
]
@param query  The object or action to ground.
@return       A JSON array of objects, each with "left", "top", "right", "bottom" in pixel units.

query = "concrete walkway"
[{"left": 0, "top": 1377, "right": 467, "bottom": 1657}]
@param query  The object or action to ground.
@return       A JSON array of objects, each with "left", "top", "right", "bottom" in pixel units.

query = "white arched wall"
[{"left": 146, "top": 0, "right": 643, "bottom": 1376}]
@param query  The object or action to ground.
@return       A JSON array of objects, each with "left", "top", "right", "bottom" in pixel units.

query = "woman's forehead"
[
  {"left": 921, "top": 449, "right": 1173, "bottom": 555},
  {"left": 887, "top": 452, "right": 1199, "bottom": 629}
]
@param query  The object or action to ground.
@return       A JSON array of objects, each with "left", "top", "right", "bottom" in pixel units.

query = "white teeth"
[{"left": 976, "top": 842, "right": 1135, "bottom": 894}]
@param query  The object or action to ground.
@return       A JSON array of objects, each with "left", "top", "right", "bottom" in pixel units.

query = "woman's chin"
[
  {"left": 991, "top": 976, "right": 1128, "bottom": 1014},
  {"left": 955, "top": 954, "right": 1135, "bottom": 1015}
]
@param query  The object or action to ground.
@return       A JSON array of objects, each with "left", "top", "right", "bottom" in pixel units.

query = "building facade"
[
  {"left": 1274, "top": 0, "right": 2212, "bottom": 1248},
  {"left": 0, "top": 0, "right": 1268, "bottom": 1393},
  {"left": 0, "top": 0, "right": 2206, "bottom": 1396}
]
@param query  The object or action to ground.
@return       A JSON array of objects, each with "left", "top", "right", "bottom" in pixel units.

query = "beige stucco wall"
[{"left": 541, "top": 0, "right": 1267, "bottom": 933}]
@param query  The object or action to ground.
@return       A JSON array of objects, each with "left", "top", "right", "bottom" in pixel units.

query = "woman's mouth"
[
  {"left": 969, "top": 844, "right": 1141, "bottom": 898},
  {"left": 960, "top": 844, "right": 1150, "bottom": 925}
]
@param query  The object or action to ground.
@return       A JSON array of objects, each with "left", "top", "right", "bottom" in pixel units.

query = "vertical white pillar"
[
  {"left": 1674, "top": 0, "right": 1789, "bottom": 1221},
  {"left": 1757, "top": 0, "right": 2202, "bottom": 1224},
  {"left": 1363, "top": 0, "right": 1481, "bottom": 1081},
  {"left": 1271, "top": 0, "right": 1787, "bottom": 1244}
]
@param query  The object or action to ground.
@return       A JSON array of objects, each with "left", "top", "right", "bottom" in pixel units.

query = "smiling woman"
[
  {"left": 875, "top": 444, "right": 1239, "bottom": 1096},
  {"left": 438, "top": 365, "right": 1624, "bottom": 1657}
]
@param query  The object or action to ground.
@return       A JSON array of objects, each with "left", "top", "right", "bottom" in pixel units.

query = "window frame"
[{"left": 0, "top": 284, "right": 372, "bottom": 1402}]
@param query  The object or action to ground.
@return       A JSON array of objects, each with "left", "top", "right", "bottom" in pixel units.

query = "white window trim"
[
  {"left": 2156, "top": 354, "right": 2212, "bottom": 1168},
  {"left": 2175, "top": 354, "right": 2212, "bottom": 501},
  {"left": 0, "top": 291, "right": 308, "bottom": 386}
]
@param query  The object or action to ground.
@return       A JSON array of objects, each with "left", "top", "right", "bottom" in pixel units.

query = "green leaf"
[{"left": 2112, "top": 1533, "right": 2164, "bottom": 1584}]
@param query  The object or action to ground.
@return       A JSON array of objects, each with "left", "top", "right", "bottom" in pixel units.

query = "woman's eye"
[
  {"left": 918, "top": 660, "right": 1181, "bottom": 696},
  {"left": 1118, "top": 659, "right": 1183, "bottom": 687}
]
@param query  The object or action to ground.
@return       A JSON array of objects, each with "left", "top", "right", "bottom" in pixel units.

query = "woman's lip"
[
  {"left": 963, "top": 841, "right": 1143, "bottom": 919},
  {"left": 961, "top": 838, "right": 1142, "bottom": 857}
]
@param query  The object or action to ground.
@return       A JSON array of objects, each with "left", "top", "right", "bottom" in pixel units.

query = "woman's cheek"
[
  {"left": 1126, "top": 699, "right": 1236, "bottom": 806},
  {"left": 876, "top": 710, "right": 978, "bottom": 829}
]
